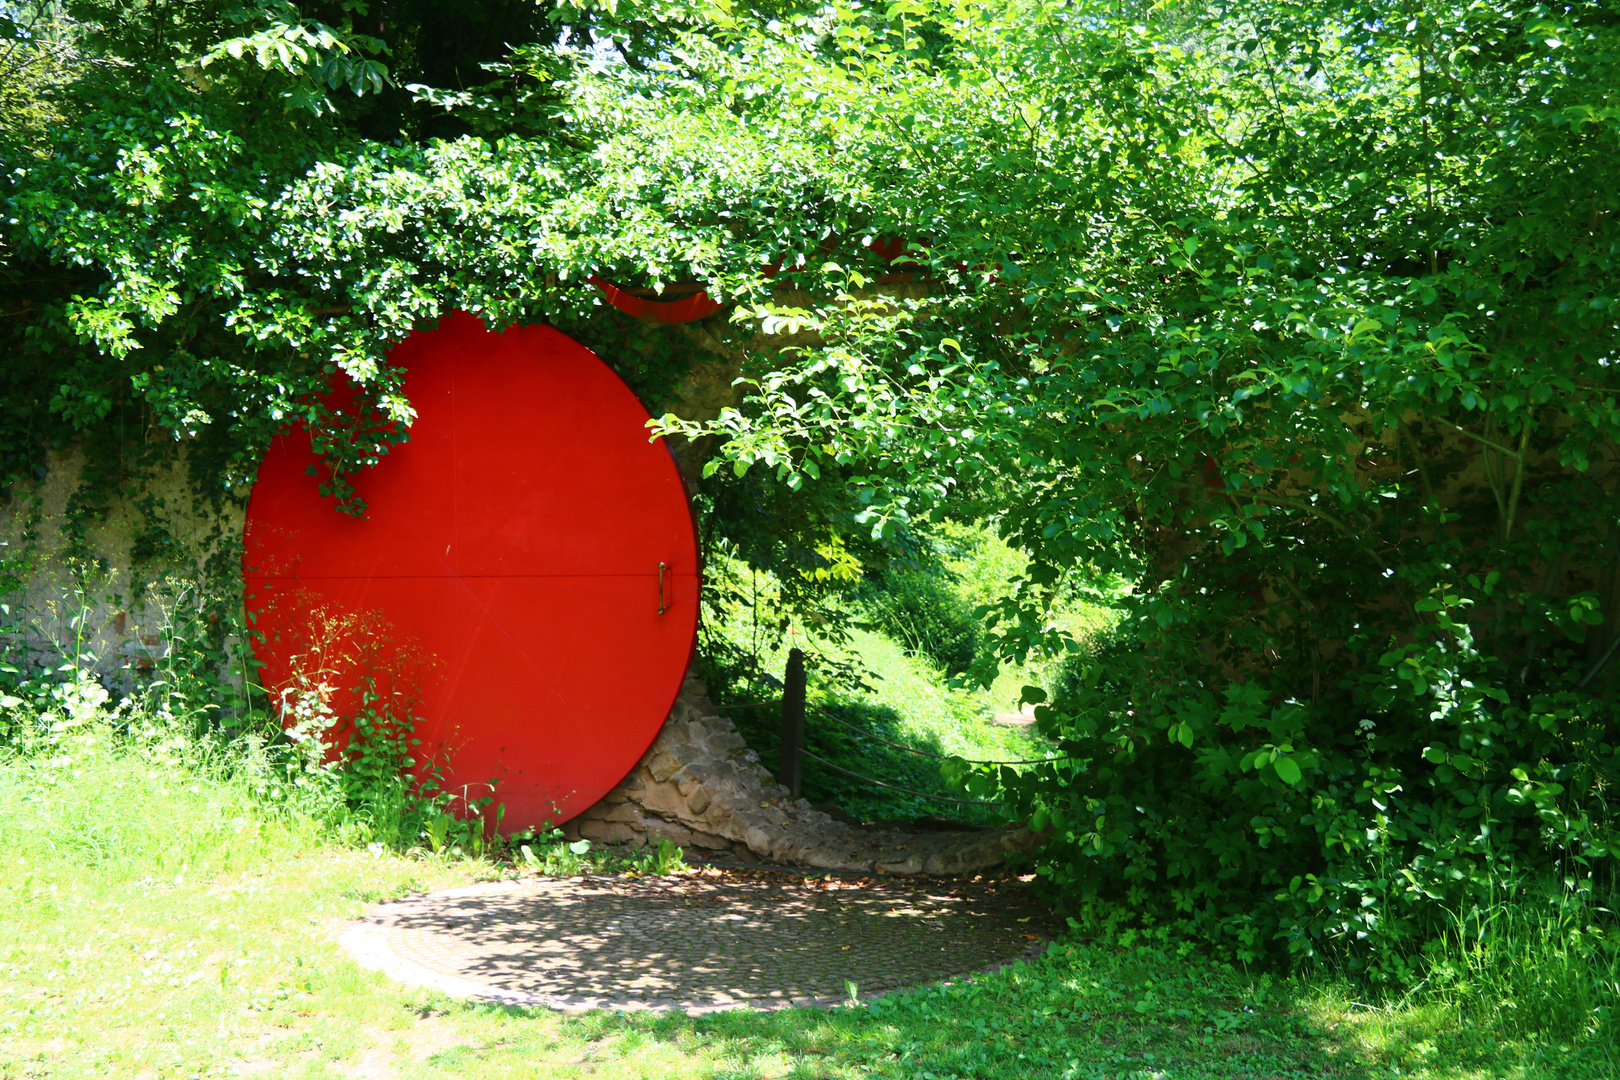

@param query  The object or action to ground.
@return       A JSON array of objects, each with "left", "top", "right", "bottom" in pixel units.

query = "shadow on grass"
[
  {"left": 430, "top": 942, "right": 1394, "bottom": 1080},
  {"left": 427, "top": 936, "right": 1620, "bottom": 1079}
]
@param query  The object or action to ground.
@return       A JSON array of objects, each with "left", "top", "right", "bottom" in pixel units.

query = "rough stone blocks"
[{"left": 568, "top": 673, "right": 1037, "bottom": 876}]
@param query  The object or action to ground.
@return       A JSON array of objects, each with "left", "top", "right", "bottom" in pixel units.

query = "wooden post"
[{"left": 779, "top": 647, "right": 806, "bottom": 799}]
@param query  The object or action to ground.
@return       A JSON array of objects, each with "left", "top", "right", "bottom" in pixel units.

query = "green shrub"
[{"left": 963, "top": 577, "right": 1619, "bottom": 984}]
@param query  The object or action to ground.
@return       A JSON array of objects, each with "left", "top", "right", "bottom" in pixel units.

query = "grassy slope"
[
  {"left": 700, "top": 534, "right": 1052, "bottom": 824},
  {"left": 711, "top": 624, "right": 1044, "bottom": 826},
  {"left": 2, "top": 734, "right": 1614, "bottom": 1078}
]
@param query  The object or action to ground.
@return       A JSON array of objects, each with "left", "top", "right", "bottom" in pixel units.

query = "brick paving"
[{"left": 340, "top": 867, "right": 1059, "bottom": 1013}]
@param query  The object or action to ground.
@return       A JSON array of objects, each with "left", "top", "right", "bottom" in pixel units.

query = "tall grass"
[
  {"left": 1422, "top": 877, "right": 1620, "bottom": 1044},
  {"left": 0, "top": 673, "right": 341, "bottom": 884},
  {"left": 0, "top": 724, "right": 320, "bottom": 887}
]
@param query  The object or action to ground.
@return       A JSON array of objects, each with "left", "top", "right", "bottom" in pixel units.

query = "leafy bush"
[
  {"left": 964, "top": 584, "right": 1619, "bottom": 981},
  {"left": 660, "top": 0, "right": 1620, "bottom": 984}
]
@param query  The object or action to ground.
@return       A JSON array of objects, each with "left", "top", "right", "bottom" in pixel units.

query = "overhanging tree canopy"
[{"left": 4, "top": 0, "right": 1619, "bottom": 973}]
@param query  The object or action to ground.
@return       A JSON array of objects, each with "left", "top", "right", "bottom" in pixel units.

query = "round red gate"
[{"left": 243, "top": 311, "right": 699, "bottom": 830}]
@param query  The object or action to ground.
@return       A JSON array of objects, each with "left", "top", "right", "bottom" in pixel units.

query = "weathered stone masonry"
[{"left": 564, "top": 674, "right": 1038, "bottom": 875}]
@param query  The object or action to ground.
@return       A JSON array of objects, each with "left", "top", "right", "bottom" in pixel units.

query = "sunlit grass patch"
[
  {"left": 3, "top": 725, "right": 1611, "bottom": 1078},
  {"left": 4, "top": 552, "right": 1614, "bottom": 1078}
]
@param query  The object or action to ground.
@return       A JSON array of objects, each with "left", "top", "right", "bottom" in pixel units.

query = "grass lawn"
[{"left": 3, "top": 740, "right": 1612, "bottom": 1079}]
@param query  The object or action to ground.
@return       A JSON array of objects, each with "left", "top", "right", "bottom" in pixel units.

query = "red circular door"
[{"left": 243, "top": 311, "right": 699, "bottom": 830}]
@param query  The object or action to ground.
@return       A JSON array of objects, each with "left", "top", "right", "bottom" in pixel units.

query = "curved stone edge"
[
  {"left": 336, "top": 876, "right": 1055, "bottom": 1016},
  {"left": 563, "top": 674, "right": 1038, "bottom": 875}
]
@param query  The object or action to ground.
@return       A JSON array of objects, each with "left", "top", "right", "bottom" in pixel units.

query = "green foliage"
[
  {"left": 0, "top": 4, "right": 77, "bottom": 145},
  {"left": 969, "top": 598, "right": 1620, "bottom": 977},
  {"left": 275, "top": 667, "right": 479, "bottom": 851},
  {"left": 652, "top": 0, "right": 1620, "bottom": 979},
  {"left": 8, "top": 0, "right": 1620, "bottom": 985},
  {"left": 0, "top": 0, "right": 794, "bottom": 515}
]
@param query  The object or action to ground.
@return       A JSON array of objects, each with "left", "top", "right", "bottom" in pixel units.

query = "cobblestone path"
[{"left": 341, "top": 868, "right": 1058, "bottom": 1013}]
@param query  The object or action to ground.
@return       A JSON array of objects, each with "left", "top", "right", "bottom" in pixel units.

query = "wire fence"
[
  {"left": 719, "top": 695, "right": 1080, "bottom": 768},
  {"left": 801, "top": 751, "right": 1005, "bottom": 807},
  {"left": 715, "top": 693, "right": 1081, "bottom": 811}
]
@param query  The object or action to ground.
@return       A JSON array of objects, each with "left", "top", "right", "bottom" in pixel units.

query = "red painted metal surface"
[
  {"left": 589, "top": 237, "right": 914, "bottom": 322},
  {"left": 243, "top": 312, "right": 699, "bottom": 830},
  {"left": 588, "top": 276, "right": 722, "bottom": 324}
]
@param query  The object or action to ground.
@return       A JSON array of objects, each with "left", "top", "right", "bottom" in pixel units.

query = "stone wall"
[
  {"left": 5, "top": 448, "right": 1035, "bottom": 877},
  {"left": 0, "top": 448, "right": 244, "bottom": 685},
  {"left": 565, "top": 674, "right": 1038, "bottom": 876}
]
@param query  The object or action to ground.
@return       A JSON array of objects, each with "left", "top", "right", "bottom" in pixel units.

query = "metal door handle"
[{"left": 657, "top": 562, "right": 668, "bottom": 615}]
